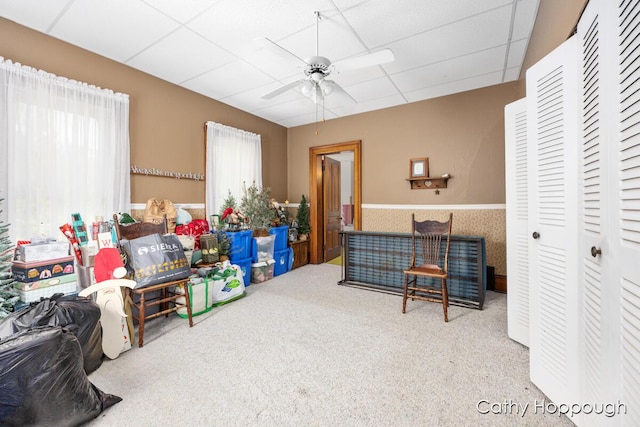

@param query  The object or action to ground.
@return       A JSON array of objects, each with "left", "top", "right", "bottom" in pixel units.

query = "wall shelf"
[{"left": 406, "top": 176, "right": 449, "bottom": 190}]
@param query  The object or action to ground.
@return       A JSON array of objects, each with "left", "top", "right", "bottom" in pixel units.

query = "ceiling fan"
[{"left": 261, "top": 11, "right": 395, "bottom": 105}]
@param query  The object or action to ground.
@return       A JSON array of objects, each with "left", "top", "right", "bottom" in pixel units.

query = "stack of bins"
[
  {"left": 269, "top": 225, "right": 290, "bottom": 276},
  {"left": 224, "top": 229, "right": 253, "bottom": 285}
]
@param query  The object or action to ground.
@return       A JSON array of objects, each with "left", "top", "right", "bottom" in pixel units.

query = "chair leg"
[
  {"left": 138, "top": 292, "right": 146, "bottom": 347},
  {"left": 441, "top": 278, "right": 449, "bottom": 322},
  {"left": 182, "top": 283, "right": 194, "bottom": 327},
  {"left": 402, "top": 274, "right": 409, "bottom": 313}
]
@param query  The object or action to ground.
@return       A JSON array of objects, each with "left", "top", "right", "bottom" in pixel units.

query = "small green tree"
[
  {"left": 239, "top": 182, "right": 273, "bottom": 230},
  {"left": 0, "top": 198, "right": 18, "bottom": 319},
  {"left": 219, "top": 190, "right": 237, "bottom": 217},
  {"left": 296, "top": 194, "right": 311, "bottom": 235}
]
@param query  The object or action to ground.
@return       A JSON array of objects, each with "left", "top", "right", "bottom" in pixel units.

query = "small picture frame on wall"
[{"left": 410, "top": 157, "right": 429, "bottom": 178}]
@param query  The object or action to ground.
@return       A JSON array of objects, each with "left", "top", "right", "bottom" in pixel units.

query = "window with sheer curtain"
[
  {"left": 0, "top": 57, "right": 130, "bottom": 244},
  {"left": 205, "top": 121, "right": 262, "bottom": 220}
]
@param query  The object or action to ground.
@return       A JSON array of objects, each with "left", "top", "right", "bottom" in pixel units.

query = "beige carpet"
[{"left": 86, "top": 264, "right": 573, "bottom": 427}]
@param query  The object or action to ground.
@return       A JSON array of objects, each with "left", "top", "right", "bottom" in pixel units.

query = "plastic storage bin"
[
  {"left": 269, "top": 226, "right": 289, "bottom": 251},
  {"left": 233, "top": 256, "right": 252, "bottom": 286},
  {"left": 251, "top": 235, "right": 275, "bottom": 263},
  {"left": 273, "top": 248, "right": 290, "bottom": 277},
  {"left": 250, "top": 259, "right": 275, "bottom": 283},
  {"left": 225, "top": 230, "right": 253, "bottom": 261}
]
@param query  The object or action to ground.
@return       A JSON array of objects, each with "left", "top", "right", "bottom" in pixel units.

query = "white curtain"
[
  {"left": 0, "top": 57, "right": 130, "bottom": 243},
  {"left": 205, "top": 121, "right": 262, "bottom": 219}
]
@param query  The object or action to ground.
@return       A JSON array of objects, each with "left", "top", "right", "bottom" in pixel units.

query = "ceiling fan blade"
[
  {"left": 257, "top": 37, "right": 307, "bottom": 67},
  {"left": 261, "top": 80, "right": 303, "bottom": 100},
  {"left": 329, "top": 81, "right": 357, "bottom": 104},
  {"left": 334, "top": 48, "right": 395, "bottom": 72}
]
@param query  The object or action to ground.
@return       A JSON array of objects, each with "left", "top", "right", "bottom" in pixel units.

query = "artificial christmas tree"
[
  {"left": 0, "top": 198, "right": 19, "bottom": 318},
  {"left": 239, "top": 182, "right": 273, "bottom": 233},
  {"left": 296, "top": 194, "right": 310, "bottom": 240}
]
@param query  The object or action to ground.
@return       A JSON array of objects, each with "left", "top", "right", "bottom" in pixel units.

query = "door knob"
[
  {"left": 532, "top": 231, "right": 540, "bottom": 239},
  {"left": 591, "top": 246, "right": 602, "bottom": 257}
]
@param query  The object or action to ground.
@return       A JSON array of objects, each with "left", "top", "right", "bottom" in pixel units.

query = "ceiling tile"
[
  {"left": 390, "top": 45, "right": 507, "bottom": 93},
  {"left": 338, "top": 0, "right": 512, "bottom": 48},
  {"left": 0, "top": 0, "right": 71, "bottom": 32},
  {"left": 126, "top": 28, "right": 236, "bottom": 84},
  {"left": 383, "top": 6, "right": 513, "bottom": 75},
  {"left": 50, "top": 0, "right": 180, "bottom": 62},
  {"left": 140, "top": 0, "right": 221, "bottom": 24},
  {"left": 183, "top": 59, "right": 274, "bottom": 99}
]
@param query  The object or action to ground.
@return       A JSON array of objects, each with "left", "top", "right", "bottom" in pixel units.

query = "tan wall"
[
  {"left": 0, "top": 18, "right": 288, "bottom": 204},
  {"left": 288, "top": 83, "right": 521, "bottom": 205}
]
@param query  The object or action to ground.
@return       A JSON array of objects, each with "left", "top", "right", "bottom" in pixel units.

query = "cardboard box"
[
  {"left": 12, "top": 273, "right": 78, "bottom": 291},
  {"left": 16, "top": 241, "right": 70, "bottom": 262},
  {"left": 11, "top": 256, "right": 75, "bottom": 283},
  {"left": 16, "top": 280, "right": 78, "bottom": 303}
]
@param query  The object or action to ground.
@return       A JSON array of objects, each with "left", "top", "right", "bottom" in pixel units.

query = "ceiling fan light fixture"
[
  {"left": 319, "top": 79, "right": 334, "bottom": 96},
  {"left": 301, "top": 80, "right": 314, "bottom": 96}
]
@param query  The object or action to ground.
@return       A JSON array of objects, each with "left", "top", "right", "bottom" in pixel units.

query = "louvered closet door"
[
  {"left": 577, "top": 1, "right": 618, "bottom": 425},
  {"left": 505, "top": 98, "right": 529, "bottom": 347},
  {"left": 526, "top": 35, "right": 581, "bottom": 414},
  {"left": 615, "top": 0, "right": 640, "bottom": 423}
]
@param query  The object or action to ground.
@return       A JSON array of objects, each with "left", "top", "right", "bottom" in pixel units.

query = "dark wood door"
[{"left": 323, "top": 156, "right": 342, "bottom": 261}]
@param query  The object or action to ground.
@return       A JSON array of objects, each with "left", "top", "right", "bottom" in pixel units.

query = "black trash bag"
[
  {"left": 0, "top": 293, "right": 103, "bottom": 374},
  {"left": 0, "top": 326, "right": 122, "bottom": 426}
]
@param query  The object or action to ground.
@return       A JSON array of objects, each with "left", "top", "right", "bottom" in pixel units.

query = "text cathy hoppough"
[
  {"left": 476, "top": 399, "right": 627, "bottom": 419},
  {"left": 130, "top": 165, "right": 204, "bottom": 181}
]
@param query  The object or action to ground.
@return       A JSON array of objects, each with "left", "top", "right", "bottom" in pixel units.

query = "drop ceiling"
[{"left": 0, "top": 0, "right": 540, "bottom": 128}]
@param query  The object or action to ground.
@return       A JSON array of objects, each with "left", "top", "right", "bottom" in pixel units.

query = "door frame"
[{"left": 308, "top": 140, "right": 361, "bottom": 264}]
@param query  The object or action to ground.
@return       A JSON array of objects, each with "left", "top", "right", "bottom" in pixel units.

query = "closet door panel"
[
  {"left": 577, "top": 1, "right": 611, "bottom": 422},
  {"left": 617, "top": 0, "right": 640, "bottom": 422},
  {"left": 505, "top": 98, "right": 530, "bottom": 347},
  {"left": 526, "top": 35, "right": 580, "bottom": 415}
]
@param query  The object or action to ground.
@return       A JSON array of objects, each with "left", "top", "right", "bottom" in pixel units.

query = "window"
[
  {"left": 205, "top": 121, "right": 262, "bottom": 218},
  {"left": 0, "top": 58, "right": 130, "bottom": 243}
]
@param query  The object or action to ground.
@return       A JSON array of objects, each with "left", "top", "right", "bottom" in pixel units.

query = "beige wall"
[
  {"left": 288, "top": 82, "right": 520, "bottom": 205},
  {"left": 0, "top": 18, "right": 288, "bottom": 205}
]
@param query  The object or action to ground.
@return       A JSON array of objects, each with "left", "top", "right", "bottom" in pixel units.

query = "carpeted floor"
[{"left": 86, "top": 264, "right": 573, "bottom": 427}]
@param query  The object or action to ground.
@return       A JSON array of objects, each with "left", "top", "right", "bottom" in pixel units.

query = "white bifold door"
[
  {"left": 505, "top": 0, "right": 640, "bottom": 424},
  {"left": 525, "top": 35, "right": 581, "bottom": 420},
  {"left": 505, "top": 98, "right": 529, "bottom": 347}
]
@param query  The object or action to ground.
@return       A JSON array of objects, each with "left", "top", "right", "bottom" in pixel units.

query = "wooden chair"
[
  {"left": 112, "top": 213, "right": 193, "bottom": 347},
  {"left": 402, "top": 213, "right": 453, "bottom": 322}
]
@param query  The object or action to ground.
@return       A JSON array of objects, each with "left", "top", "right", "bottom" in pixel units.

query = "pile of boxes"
[{"left": 11, "top": 241, "right": 77, "bottom": 303}]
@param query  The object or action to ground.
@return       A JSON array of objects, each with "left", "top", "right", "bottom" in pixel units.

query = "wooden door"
[
  {"left": 526, "top": 35, "right": 581, "bottom": 417},
  {"left": 505, "top": 97, "right": 530, "bottom": 347},
  {"left": 323, "top": 156, "right": 342, "bottom": 261}
]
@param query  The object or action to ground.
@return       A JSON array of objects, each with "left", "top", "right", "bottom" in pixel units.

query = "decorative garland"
[{"left": 130, "top": 165, "right": 204, "bottom": 181}]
